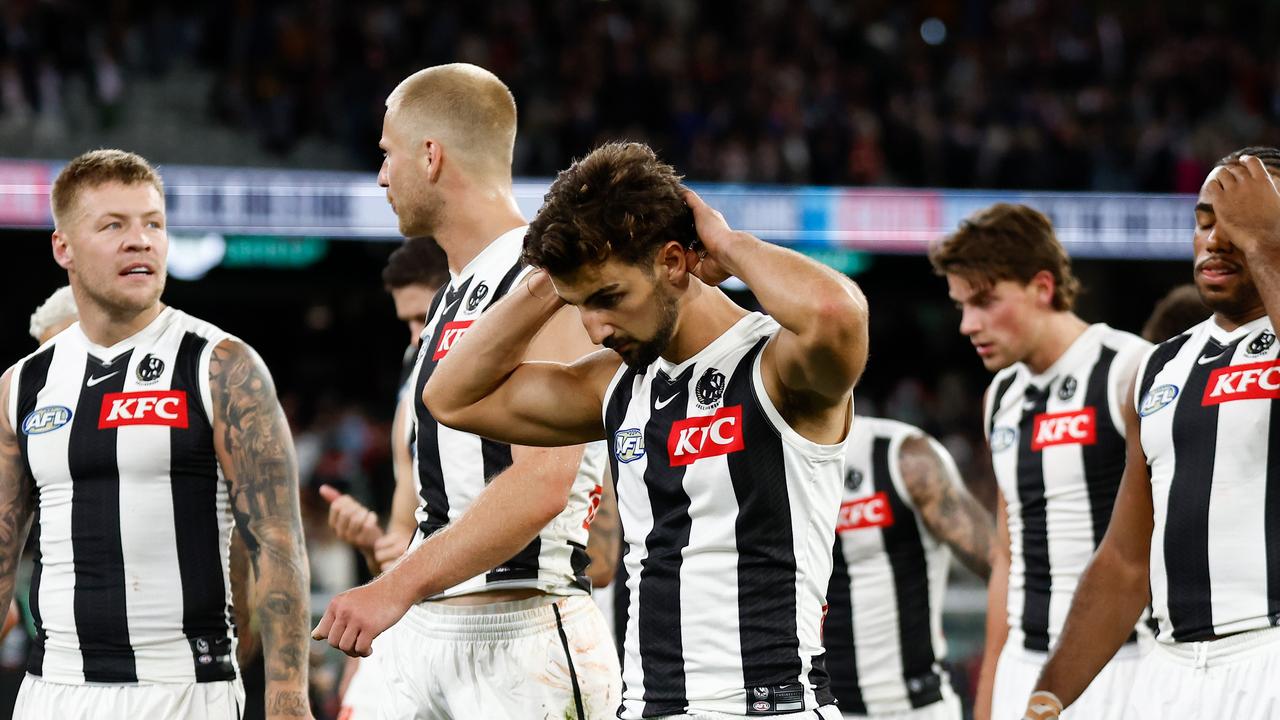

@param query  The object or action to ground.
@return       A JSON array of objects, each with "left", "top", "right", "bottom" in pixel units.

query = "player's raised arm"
[
  {"left": 683, "top": 189, "right": 869, "bottom": 412},
  {"left": 209, "top": 340, "right": 313, "bottom": 719},
  {"left": 425, "top": 272, "right": 621, "bottom": 446},
  {"left": 0, "top": 369, "right": 35, "bottom": 621},
  {"left": 1027, "top": 372, "right": 1153, "bottom": 717}
]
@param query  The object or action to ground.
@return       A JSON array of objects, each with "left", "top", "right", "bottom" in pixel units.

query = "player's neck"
[
  {"left": 1023, "top": 312, "right": 1089, "bottom": 375},
  {"left": 1212, "top": 304, "right": 1267, "bottom": 332},
  {"left": 436, "top": 189, "right": 526, "bottom": 274},
  {"left": 661, "top": 285, "right": 749, "bottom": 365},
  {"left": 77, "top": 299, "right": 166, "bottom": 348}
]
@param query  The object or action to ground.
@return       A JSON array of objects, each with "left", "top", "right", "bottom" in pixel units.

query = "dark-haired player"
[
  {"left": 929, "top": 203, "right": 1150, "bottom": 720},
  {"left": 1026, "top": 149, "right": 1280, "bottom": 719},
  {"left": 424, "top": 141, "right": 870, "bottom": 718}
]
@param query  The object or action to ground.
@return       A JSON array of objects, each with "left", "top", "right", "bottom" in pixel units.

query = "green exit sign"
[
  {"left": 797, "top": 247, "right": 873, "bottom": 276},
  {"left": 222, "top": 236, "right": 328, "bottom": 268}
]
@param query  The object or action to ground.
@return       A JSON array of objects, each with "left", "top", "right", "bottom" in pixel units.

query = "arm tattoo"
[
  {"left": 0, "top": 371, "right": 34, "bottom": 617},
  {"left": 209, "top": 342, "right": 311, "bottom": 709},
  {"left": 899, "top": 436, "right": 996, "bottom": 580},
  {"left": 586, "top": 478, "right": 621, "bottom": 583}
]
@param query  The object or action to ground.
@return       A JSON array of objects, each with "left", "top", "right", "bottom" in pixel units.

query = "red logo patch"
[
  {"left": 1031, "top": 407, "right": 1097, "bottom": 450},
  {"left": 582, "top": 483, "right": 604, "bottom": 530},
  {"left": 836, "top": 492, "right": 894, "bottom": 531},
  {"left": 1203, "top": 360, "right": 1280, "bottom": 405},
  {"left": 432, "top": 320, "right": 473, "bottom": 361},
  {"left": 99, "top": 391, "right": 189, "bottom": 429},
  {"left": 667, "top": 405, "right": 744, "bottom": 466}
]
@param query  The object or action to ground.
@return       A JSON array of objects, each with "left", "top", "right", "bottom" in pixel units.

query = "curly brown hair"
[
  {"left": 523, "top": 142, "right": 698, "bottom": 276},
  {"left": 928, "top": 202, "right": 1080, "bottom": 312},
  {"left": 51, "top": 149, "right": 165, "bottom": 229}
]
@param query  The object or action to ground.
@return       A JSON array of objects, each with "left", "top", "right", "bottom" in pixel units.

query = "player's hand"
[
  {"left": 312, "top": 575, "right": 413, "bottom": 658},
  {"left": 319, "top": 484, "right": 383, "bottom": 552},
  {"left": 1203, "top": 155, "right": 1280, "bottom": 259},
  {"left": 683, "top": 189, "right": 749, "bottom": 287},
  {"left": 372, "top": 529, "right": 413, "bottom": 570},
  {"left": 1022, "top": 691, "right": 1064, "bottom": 720}
]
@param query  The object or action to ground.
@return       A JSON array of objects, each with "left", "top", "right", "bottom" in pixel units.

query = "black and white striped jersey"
[
  {"left": 604, "top": 312, "right": 846, "bottom": 718},
  {"left": 6, "top": 307, "right": 238, "bottom": 685},
  {"left": 983, "top": 323, "right": 1149, "bottom": 651},
  {"left": 1137, "top": 315, "right": 1280, "bottom": 643},
  {"left": 824, "top": 416, "right": 954, "bottom": 715},
  {"left": 407, "top": 226, "right": 605, "bottom": 599}
]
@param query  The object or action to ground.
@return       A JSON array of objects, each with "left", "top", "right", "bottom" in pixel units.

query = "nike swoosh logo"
[
  {"left": 86, "top": 372, "right": 120, "bottom": 387},
  {"left": 654, "top": 394, "right": 679, "bottom": 410},
  {"left": 1197, "top": 351, "right": 1228, "bottom": 365}
]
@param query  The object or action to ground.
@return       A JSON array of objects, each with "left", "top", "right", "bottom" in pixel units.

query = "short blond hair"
[
  {"left": 29, "top": 285, "right": 78, "bottom": 342},
  {"left": 386, "top": 63, "right": 517, "bottom": 179},
  {"left": 51, "top": 149, "right": 164, "bottom": 229}
]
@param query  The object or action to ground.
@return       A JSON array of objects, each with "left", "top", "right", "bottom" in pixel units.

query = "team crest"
[
  {"left": 1140, "top": 384, "right": 1179, "bottom": 416},
  {"left": 136, "top": 354, "right": 165, "bottom": 383},
  {"left": 695, "top": 368, "right": 726, "bottom": 407},
  {"left": 1057, "top": 376, "right": 1077, "bottom": 401},
  {"left": 1247, "top": 330, "right": 1276, "bottom": 357},
  {"left": 466, "top": 282, "right": 490, "bottom": 312},
  {"left": 22, "top": 406, "right": 72, "bottom": 435},
  {"left": 844, "top": 467, "right": 865, "bottom": 491},
  {"left": 614, "top": 428, "right": 645, "bottom": 463},
  {"left": 989, "top": 426, "right": 1017, "bottom": 452}
]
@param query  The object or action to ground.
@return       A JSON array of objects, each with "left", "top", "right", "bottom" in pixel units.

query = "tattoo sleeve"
[
  {"left": 209, "top": 342, "right": 311, "bottom": 714},
  {"left": 585, "top": 472, "right": 621, "bottom": 588},
  {"left": 899, "top": 435, "right": 996, "bottom": 580},
  {"left": 0, "top": 370, "right": 34, "bottom": 619}
]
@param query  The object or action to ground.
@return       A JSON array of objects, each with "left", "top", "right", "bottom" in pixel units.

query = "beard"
[
  {"left": 607, "top": 285, "right": 679, "bottom": 368},
  {"left": 78, "top": 270, "right": 166, "bottom": 318},
  {"left": 1194, "top": 269, "right": 1262, "bottom": 321}
]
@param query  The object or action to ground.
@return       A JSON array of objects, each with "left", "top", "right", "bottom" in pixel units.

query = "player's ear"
[
  {"left": 656, "top": 240, "right": 691, "bottom": 284},
  {"left": 1029, "top": 270, "right": 1056, "bottom": 308},
  {"left": 52, "top": 231, "right": 74, "bottom": 270}
]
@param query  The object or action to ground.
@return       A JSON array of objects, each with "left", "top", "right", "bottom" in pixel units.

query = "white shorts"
[
  {"left": 841, "top": 686, "right": 962, "bottom": 719},
  {"left": 13, "top": 674, "right": 244, "bottom": 720},
  {"left": 339, "top": 654, "right": 388, "bottom": 720},
  {"left": 655, "top": 706, "right": 841, "bottom": 719},
  {"left": 375, "top": 594, "right": 621, "bottom": 720},
  {"left": 990, "top": 639, "right": 1142, "bottom": 720},
  {"left": 1127, "top": 626, "right": 1280, "bottom": 720}
]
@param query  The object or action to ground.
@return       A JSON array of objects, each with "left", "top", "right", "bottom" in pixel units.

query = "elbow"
[
  {"left": 812, "top": 284, "right": 870, "bottom": 370},
  {"left": 422, "top": 383, "right": 466, "bottom": 431}
]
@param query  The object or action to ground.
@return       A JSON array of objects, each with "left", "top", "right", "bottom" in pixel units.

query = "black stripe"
[
  {"left": 875, "top": 437, "right": 943, "bottom": 709},
  {"left": 14, "top": 347, "right": 55, "bottom": 677},
  {"left": 1267, "top": 371, "right": 1280, "bottom": 628},
  {"left": 552, "top": 602, "right": 587, "bottom": 720},
  {"left": 568, "top": 540, "right": 592, "bottom": 593},
  {"left": 70, "top": 350, "right": 137, "bottom": 682},
  {"left": 487, "top": 259, "right": 526, "bottom": 306},
  {"left": 170, "top": 333, "right": 236, "bottom": 682},
  {"left": 823, "top": 537, "right": 865, "bottom": 713},
  {"left": 725, "top": 339, "right": 803, "bottom": 692},
  {"left": 987, "top": 374, "right": 1018, "bottom": 437},
  {"left": 1017, "top": 384, "right": 1052, "bottom": 651},
  {"left": 1139, "top": 335, "right": 1193, "bottom": 404},
  {"left": 1080, "top": 347, "right": 1126, "bottom": 549},
  {"left": 637, "top": 365, "right": 695, "bottom": 716},
  {"left": 604, "top": 365, "right": 641, "bottom": 674},
  {"left": 414, "top": 276, "right": 473, "bottom": 537},
  {"left": 1165, "top": 336, "right": 1241, "bottom": 641}
]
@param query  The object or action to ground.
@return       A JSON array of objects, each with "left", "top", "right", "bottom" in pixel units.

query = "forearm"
[
  {"left": 429, "top": 276, "right": 564, "bottom": 413},
  {"left": 1034, "top": 549, "right": 1147, "bottom": 707},
  {"left": 975, "top": 552, "right": 1009, "bottom": 720},
  {"left": 716, "top": 234, "right": 868, "bottom": 345},
  {"left": 1244, "top": 253, "right": 1280, "bottom": 330},
  {"left": 250, "top": 522, "right": 312, "bottom": 713}
]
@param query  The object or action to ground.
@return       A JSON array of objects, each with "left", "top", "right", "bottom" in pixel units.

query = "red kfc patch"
[
  {"left": 1030, "top": 407, "right": 1097, "bottom": 450},
  {"left": 99, "top": 391, "right": 189, "bottom": 429},
  {"left": 432, "top": 320, "right": 474, "bottom": 361},
  {"left": 836, "top": 492, "right": 894, "bottom": 531},
  {"left": 1203, "top": 360, "right": 1280, "bottom": 405},
  {"left": 667, "top": 406, "right": 744, "bottom": 466}
]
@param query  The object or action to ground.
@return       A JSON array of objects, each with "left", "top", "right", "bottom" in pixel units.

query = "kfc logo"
[
  {"left": 1203, "top": 360, "right": 1280, "bottom": 405},
  {"left": 836, "top": 492, "right": 894, "bottom": 531},
  {"left": 98, "top": 391, "right": 189, "bottom": 429},
  {"left": 667, "top": 406, "right": 744, "bottom": 466},
  {"left": 1031, "top": 407, "right": 1097, "bottom": 450},
  {"left": 432, "top": 320, "right": 474, "bottom": 361}
]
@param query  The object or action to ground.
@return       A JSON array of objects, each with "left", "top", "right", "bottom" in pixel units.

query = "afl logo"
[
  {"left": 1140, "top": 384, "right": 1179, "bottom": 416},
  {"left": 614, "top": 428, "right": 645, "bottom": 463},
  {"left": 695, "top": 368, "right": 726, "bottom": 406},
  {"left": 753, "top": 701, "right": 771, "bottom": 712},
  {"left": 136, "top": 354, "right": 165, "bottom": 383},
  {"left": 989, "top": 426, "right": 1017, "bottom": 452},
  {"left": 1247, "top": 330, "right": 1276, "bottom": 357},
  {"left": 466, "top": 282, "right": 489, "bottom": 312},
  {"left": 22, "top": 406, "right": 72, "bottom": 435}
]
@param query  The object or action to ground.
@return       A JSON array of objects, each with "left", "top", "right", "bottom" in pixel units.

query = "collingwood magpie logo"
[
  {"left": 466, "top": 282, "right": 489, "bottom": 312},
  {"left": 1247, "top": 330, "right": 1276, "bottom": 357},
  {"left": 845, "top": 467, "right": 864, "bottom": 491},
  {"left": 136, "top": 354, "right": 165, "bottom": 383},
  {"left": 1057, "top": 376, "right": 1077, "bottom": 401},
  {"left": 695, "top": 368, "right": 726, "bottom": 407}
]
